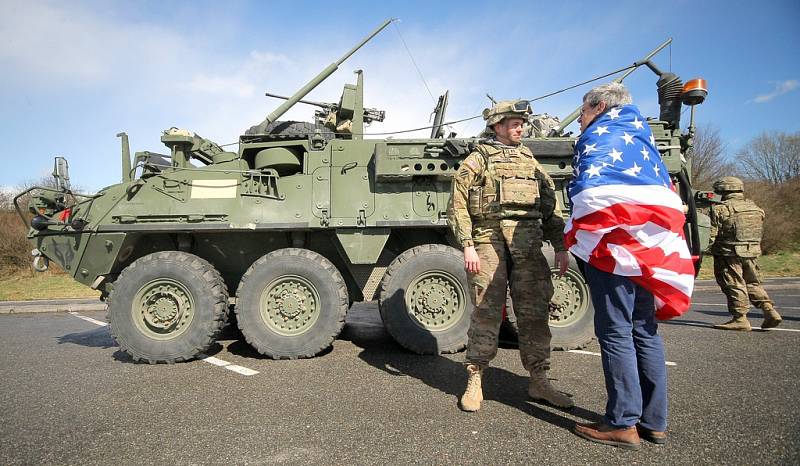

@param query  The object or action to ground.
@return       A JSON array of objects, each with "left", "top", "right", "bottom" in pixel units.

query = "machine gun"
[{"left": 264, "top": 92, "right": 386, "bottom": 128}]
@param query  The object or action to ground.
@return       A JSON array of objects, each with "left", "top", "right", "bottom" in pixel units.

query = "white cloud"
[{"left": 751, "top": 79, "right": 799, "bottom": 104}]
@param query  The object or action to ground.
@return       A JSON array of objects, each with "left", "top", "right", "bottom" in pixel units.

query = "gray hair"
[{"left": 583, "top": 82, "right": 632, "bottom": 108}]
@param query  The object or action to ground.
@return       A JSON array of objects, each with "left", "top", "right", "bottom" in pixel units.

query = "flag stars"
[
  {"left": 630, "top": 117, "right": 644, "bottom": 130},
  {"left": 640, "top": 146, "right": 650, "bottom": 160},
  {"left": 608, "top": 148, "right": 623, "bottom": 163},
  {"left": 623, "top": 162, "right": 642, "bottom": 176},
  {"left": 621, "top": 132, "right": 634, "bottom": 145},
  {"left": 582, "top": 143, "right": 598, "bottom": 155},
  {"left": 649, "top": 135, "right": 656, "bottom": 146},
  {"left": 592, "top": 126, "right": 609, "bottom": 136},
  {"left": 585, "top": 164, "right": 603, "bottom": 177},
  {"left": 653, "top": 164, "right": 660, "bottom": 176},
  {"left": 608, "top": 107, "right": 622, "bottom": 119}
]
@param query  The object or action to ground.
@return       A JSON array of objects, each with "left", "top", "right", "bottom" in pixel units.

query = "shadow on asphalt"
[
  {"left": 57, "top": 326, "right": 116, "bottom": 349},
  {"left": 348, "top": 330, "right": 601, "bottom": 433}
]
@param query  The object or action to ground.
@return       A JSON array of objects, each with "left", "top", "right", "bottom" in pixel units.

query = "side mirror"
[{"left": 53, "top": 157, "right": 70, "bottom": 192}]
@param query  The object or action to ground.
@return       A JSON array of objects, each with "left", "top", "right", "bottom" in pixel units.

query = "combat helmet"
[
  {"left": 483, "top": 100, "right": 532, "bottom": 126},
  {"left": 712, "top": 176, "right": 744, "bottom": 194}
]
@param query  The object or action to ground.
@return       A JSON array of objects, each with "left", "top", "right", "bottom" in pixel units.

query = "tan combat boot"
[
  {"left": 761, "top": 305, "right": 783, "bottom": 329},
  {"left": 528, "top": 372, "right": 574, "bottom": 408},
  {"left": 713, "top": 313, "right": 752, "bottom": 331},
  {"left": 459, "top": 364, "right": 483, "bottom": 412}
]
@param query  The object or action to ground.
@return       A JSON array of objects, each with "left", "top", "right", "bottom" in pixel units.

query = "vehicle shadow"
[{"left": 57, "top": 326, "right": 117, "bottom": 349}]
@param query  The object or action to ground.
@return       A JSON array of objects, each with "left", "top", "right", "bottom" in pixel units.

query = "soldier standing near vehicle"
[
  {"left": 709, "top": 176, "right": 782, "bottom": 331},
  {"left": 447, "top": 100, "right": 573, "bottom": 412}
]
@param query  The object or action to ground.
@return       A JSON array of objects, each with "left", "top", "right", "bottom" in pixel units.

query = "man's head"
[
  {"left": 712, "top": 176, "right": 744, "bottom": 195},
  {"left": 579, "top": 82, "right": 633, "bottom": 132},
  {"left": 483, "top": 100, "right": 531, "bottom": 145}
]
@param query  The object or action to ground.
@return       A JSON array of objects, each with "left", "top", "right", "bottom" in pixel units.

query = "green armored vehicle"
[{"left": 16, "top": 20, "right": 710, "bottom": 363}]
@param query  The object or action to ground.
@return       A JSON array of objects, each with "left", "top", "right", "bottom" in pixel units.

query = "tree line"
[{"left": 690, "top": 127, "right": 800, "bottom": 253}]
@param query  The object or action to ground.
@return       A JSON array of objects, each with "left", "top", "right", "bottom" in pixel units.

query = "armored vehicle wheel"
[
  {"left": 379, "top": 244, "right": 472, "bottom": 355},
  {"left": 235, "top": 248, "right": 348, "bottom": 359},
  {"left": 503, "top": 250, "right": 595, "bottom": 350},
  {"left": 107, "top": 251, "right": 229, "bottom": 364}
]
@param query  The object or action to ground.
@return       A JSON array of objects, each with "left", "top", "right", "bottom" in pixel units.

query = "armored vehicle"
[{"left": 16, "top": 20, "right": 710, "bottom": 363}]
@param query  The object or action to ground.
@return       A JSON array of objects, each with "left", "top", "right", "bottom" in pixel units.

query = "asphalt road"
[{"left": 1, "top": 278, "right": 798, "bottom": 465}]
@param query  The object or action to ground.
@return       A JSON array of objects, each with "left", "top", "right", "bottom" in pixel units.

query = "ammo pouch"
[
  {"left": 467, "top": 186, "right": 497, "bottom": 219},
  {"left": 496, "top": 165, "right": 539, "bottom": 208}
]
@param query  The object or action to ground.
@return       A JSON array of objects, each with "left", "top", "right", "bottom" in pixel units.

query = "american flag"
[{"left": 565, "top": 104, "right": 694, "bottom": 320}]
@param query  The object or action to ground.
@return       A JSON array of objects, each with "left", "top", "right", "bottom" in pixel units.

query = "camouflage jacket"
[
  {"left": 708, "top": 193, "right": 764, "bottom": 258},
  {"left": 447, "top": 140, "right": 566, "bottom": 250}
]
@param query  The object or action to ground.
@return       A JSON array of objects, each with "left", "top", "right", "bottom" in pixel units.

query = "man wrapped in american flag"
[{"left": 569, "top": 82, "right": 693, "bottom": 450}]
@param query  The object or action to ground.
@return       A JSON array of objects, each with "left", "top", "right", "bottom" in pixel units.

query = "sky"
[{"left": 1, "top": 0, "right": 798, "bottom": 193}]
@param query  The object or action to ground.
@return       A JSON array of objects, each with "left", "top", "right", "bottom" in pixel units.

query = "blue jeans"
[{"left": 584, "top": 263, "right": 668, "bottom": 431}]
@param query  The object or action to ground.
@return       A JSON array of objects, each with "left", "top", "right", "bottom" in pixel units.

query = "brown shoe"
[
  {"left": 636, "top": 424, "right": 667, "bottom": 445},
  {"left": 761, "top": 306, "right": 783, "bottom": 329},
  {"left": 573, "top": 422, "right": 641, "bottom": 450}
]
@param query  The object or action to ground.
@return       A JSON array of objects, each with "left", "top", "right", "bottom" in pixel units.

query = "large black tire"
[
  {"left": 234, "top": 248, "right": 348, "bottom": 359},
  {"left": 378, "top": 244, "right": 472, "bottom": 355},
  {"left": 107, "top": 251, "right": 229, "bottom": 364},
  {"left": 504, "top": 247, "right": 595, "bottom": 350}
]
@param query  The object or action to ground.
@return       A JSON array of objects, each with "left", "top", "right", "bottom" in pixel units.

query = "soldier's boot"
[
  {"left": 459, "top": 364, "right": 483, "bottom": 412},
  {"left": 713, "top": 313, "right": 752, "bottom": 331},
  {"left": 528, "top": 372, "right": 574, "bottom": 409},
  {"left": 761, "top": 305, "right": 783, "bottom": 329}
]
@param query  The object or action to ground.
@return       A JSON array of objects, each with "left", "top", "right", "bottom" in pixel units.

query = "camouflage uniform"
[
  {"left": 708, "top": 177, "right": 781, "bottom": 329},
  {"left": 448, "top": 139, "right": 566, "bottom": 372}
]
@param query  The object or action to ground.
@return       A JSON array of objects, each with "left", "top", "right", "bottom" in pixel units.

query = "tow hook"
[{"left": 31, "top": 249, "right": 50, "bottom": 272}]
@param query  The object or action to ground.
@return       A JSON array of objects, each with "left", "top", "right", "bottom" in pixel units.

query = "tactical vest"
[
  {"left": 466, "top": 143, "right": 554, "bottom": 221},
  {"left": 715, "top": 198, "right": 764, "bottom": 257}
]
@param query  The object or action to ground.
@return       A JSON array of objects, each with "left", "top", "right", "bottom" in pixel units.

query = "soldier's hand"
[
  {"left": 464, "top": 246, "right": 481, "bottom": 274},
  {"left": 554, "top": 250, "right": 570, "bottom": 276}
]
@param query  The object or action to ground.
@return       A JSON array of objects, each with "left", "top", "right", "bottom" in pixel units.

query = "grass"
[
  {"left": 0, "top": 269, "right": 100, "bottom": 301},
  {"left": 1, "top": 250, "right": 798, "bottom": 301},
  {"left": 696, "top": 250, "right": 800, "bottom": 280}
]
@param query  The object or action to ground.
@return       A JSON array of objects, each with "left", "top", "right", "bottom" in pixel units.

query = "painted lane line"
[
  {"left": 567, "top": 349, "right": 676, "bottom": 366},
  {"left": 66, "top": 313, "right": 261, "bottom": 376},
  {"left": 692, "top": 302, "right": 800, "bottom": 310},
  {"left": 752, "top": 326, "right": 800, "bottom": 333},
  {"left": 198, "top": 354, "right": 260, "bottom": 376},
  {"left": 68, "top": 312, "right": 108, "bottom": 327}
]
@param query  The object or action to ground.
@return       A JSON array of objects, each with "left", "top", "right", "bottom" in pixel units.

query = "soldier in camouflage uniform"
[
  {"left": 447, "top": 100, "right": 573, "bottom": 411},
  {"left": 708, "top": 176, "right": 782, "bottom": 331}
]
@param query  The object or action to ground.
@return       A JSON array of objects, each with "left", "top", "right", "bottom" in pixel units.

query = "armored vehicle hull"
[{"left": 18, "top": 21, "right": 710, "bottom": 363}]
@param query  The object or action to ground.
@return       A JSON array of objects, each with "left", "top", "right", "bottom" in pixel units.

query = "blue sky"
[{"left": 1, "top": 0, "right": 798, "bottom": 192}]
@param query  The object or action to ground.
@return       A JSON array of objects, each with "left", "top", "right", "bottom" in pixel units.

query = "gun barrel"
[
  {"left": 264, "top": 92, "right": 333, "bottom": 109},
  {"left": 255, "top": 19, "right": 393, "bottom": 132},
  {"left": 554, "top": 38, "right": 672, "bottom": 133}
]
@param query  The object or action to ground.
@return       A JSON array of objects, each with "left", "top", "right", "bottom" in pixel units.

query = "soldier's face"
[{"left": 494, "top": 118, "right": 525, "bottom": 145}]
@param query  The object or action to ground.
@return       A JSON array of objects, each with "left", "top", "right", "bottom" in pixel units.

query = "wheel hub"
[
  {"left": 261, "top": 276, "right": 320, "bottom": 336},
  {"left": 133, "top": 280, "right": 194, "bottom": 339},
  {"left": 548, "top": 271, "right": 588, "bottom": 327},
  {"left": 406, "top": 272, "right": 465, "bottom": 331}
]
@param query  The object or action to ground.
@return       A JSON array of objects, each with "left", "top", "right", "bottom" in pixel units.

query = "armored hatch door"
[{"left": 329, "top": 141, "right": 375, "bottom": 225}]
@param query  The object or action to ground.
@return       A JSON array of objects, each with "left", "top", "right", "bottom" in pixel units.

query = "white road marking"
[
  {"left": 567, "top": 349, "right": 677, "bottom": 366},
  {"left": 68, "top": 312, "right": 108, "bottom": 327},
  {"left": 67, "top": 312, "right": 260, "bottom": 376},
  {"left": 197, "top": 354, "right": 260, "bottom": 376},
  {"left": 692, "top": 302, "right": 800, "bottom": 310},
  {"left": 752, "top": 327, "right": 800, "bottom": 333}
]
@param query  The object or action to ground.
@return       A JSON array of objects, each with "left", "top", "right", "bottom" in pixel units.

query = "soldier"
[
  {"left": 708, "top": 176, "right": 782, "bottom": 331},
  {"left": 447, "top": 100, "right": 572, "bottom": 412}
]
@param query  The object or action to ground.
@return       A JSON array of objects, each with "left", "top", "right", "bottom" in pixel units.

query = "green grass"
[
  {"left": 697, "top": 250, "right": 800, "bottom": 280},
  {"left": 0, "top": 270, "right": 100, "bottom": 301},
  {"left": 1, "top": 251, "right": 798, "bottom": 301}
]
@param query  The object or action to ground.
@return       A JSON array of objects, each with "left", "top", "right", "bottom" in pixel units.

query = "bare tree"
[
  {"left": 688, "top": 124, "right": 733, "bottom": 189},
  {"left": 736, "top": 131, "right": 800, "bottom": 184}
]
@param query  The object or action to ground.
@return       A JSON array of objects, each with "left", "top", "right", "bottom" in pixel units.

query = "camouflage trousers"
[
  {"left": 465, "top": 222, "right": 554, "bottom": 373},
  {"left": 713, "top": 255, "right": 774, "bottom": 315}
]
